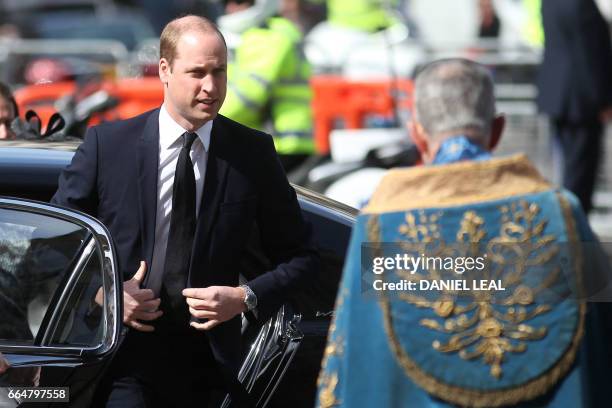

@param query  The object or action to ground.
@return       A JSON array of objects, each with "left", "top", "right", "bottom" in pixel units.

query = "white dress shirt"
[{"left": 147, "top": 104, "right": 212, "bottom": 296}]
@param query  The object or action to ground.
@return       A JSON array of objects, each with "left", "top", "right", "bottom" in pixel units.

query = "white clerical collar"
[{"left": 158, "top": 104, "right": 212, "bottom": 152}]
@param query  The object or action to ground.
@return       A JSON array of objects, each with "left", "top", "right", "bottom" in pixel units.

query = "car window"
[
  {"left": 0, "top": 207, "right": 89, "bottom": 346},
  {"left": 294, "top": 200, "right": 352, "bottom": 317},
  {"left": 46, "top": 242, "right": 106, "bottom": 347}
]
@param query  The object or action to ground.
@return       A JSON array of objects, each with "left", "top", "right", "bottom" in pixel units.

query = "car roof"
[
  {"left": 0, "top": 140, "right": 358, "bottom": 220},
  {"left": 0, "top": 140, "right": 81, "bottom": 151}
]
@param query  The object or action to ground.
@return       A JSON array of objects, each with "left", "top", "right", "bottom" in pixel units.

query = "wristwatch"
[{"left": 240, "top": 284, "right": 257, "bottom": 311}]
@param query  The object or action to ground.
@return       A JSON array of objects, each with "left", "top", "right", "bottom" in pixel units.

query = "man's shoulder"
[
  {"left": 91, "top": 108, "right": 158, "bottom": 139},
  {"left": 215, "top": 114, "right": 272, "bottom": 147}
]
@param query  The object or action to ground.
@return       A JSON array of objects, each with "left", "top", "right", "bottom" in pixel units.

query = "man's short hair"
[
  {"left": 413, "top": 59, "right": 495, "bottom": 139},
  {"left": 159, "top": 15, "right": 227, "bottom": 68},
  {"left": 0, "top": 81, "right": 18, "bottom": 118}
]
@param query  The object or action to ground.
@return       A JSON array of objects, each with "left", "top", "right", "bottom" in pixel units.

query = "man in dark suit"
[
  {"left": 537, "top": 0, "right": 612, "bottom": 213},
  {"left": 52, "top": 15, "right": 317, "bottom": 407}
]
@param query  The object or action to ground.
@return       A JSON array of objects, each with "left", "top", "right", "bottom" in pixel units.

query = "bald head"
[
  {"left": 414, "top": 59, "right": 496, "bottom": 142},
  {"left": 160, "top": 15, "right": 227, "bottom": 68}
]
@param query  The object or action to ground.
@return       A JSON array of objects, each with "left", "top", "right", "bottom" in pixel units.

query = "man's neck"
[{"left": 162, "top": 103, "right": 210, "bottom": 132}]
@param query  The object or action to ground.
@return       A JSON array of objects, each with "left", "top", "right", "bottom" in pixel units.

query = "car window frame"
[{"left": 0, "top": 197, "right": 121, "bottom": 359}]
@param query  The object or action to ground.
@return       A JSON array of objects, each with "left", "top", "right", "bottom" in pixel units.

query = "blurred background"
[{"left": 0, "top": 0, "right": 611, "bottom": 238}]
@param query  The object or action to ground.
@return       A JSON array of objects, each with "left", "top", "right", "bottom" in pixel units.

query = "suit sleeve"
[
  {"left": 246, "top": 134, "right": 319, "bottom": 318},
  {"left": 51, "top": 127, "right": 100, "bottom": 216}
]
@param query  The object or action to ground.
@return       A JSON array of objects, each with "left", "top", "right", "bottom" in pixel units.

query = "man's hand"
[
  {"left": 183, "top": 286, "right": 246, "bottom": 331},
  {"left": 123, "top": 261, "right": 162, "bottom": 332},
  {"left": 0, "top": 352, "right": 9, "bottom": 374}
]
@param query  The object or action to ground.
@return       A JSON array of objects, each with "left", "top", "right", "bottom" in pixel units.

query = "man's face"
[
  {"left": 0, "top": 96, "right": 15, "bottom": 140},
  {"left": 159, "top": 31, "right": 227, "bottom": 131}
]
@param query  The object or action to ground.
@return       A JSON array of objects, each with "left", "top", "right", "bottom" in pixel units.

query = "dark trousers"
[
  {"left": 93, "top": 328, "right": 227, "bottom": 408},
  {"left": 551, "top": 119, "right": 602, "bottom": 213}
]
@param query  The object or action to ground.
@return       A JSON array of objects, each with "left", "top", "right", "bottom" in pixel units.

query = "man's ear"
[
  {"left": 409, "top": 120, "right": 429, "bottom": 161},
  {"left": 159, "top": 58, "right": 171, "bottom": 85},
  {"left": 488, "top": 115, "right": 505, "bottom": 151}
]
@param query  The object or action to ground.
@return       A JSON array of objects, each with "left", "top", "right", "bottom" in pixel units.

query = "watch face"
[
  {"left": 246, "top": 293, "right": 256, "bottom": 309},
  {"left": 242, "top": 286, "right": 256, "bottom": 310}
]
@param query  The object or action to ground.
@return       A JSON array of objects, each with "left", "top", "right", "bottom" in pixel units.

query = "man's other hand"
[
  {"left": 0, "top": 352, "right": 9, "bottom": 374},
  {"left": 183, "top": 286, "right": 246, "bottom": 331},
  {"left": 123, "top": 261, "right": 162, "bottom": 332}
]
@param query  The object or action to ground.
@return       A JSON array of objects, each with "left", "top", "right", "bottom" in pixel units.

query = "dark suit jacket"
[
  {"left": 51, "top": 109, "right": 318, "bottom": 374},
  {"left": 537, "top": 0, "right": 612, "bottom": 123}
]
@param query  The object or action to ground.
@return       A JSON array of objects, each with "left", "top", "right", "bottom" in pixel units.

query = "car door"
[
  {"left": 0, "top": 197, "right": 122, "bottom": 407},
  {"left": 225, "top": 187, "right": 356, "bottom": 408},
  {"left": 268, "top": 188, "right": 355, "bottom": 408}
]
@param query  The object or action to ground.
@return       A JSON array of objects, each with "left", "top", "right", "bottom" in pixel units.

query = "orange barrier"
[
  {"left": 14, "top": 82, "right": 77, "bottom": 126},
  {"left": 311, "top": 76, "right": 413, "bottom": 154},
  {"left": 102, "top": 78, "right": 164, "bottom": 120},
  {"left": 14, "top": 78, "right": 164, "bottom": 128},
  {"left": 16, "top": 76, "right": 413, "bottom": 151}
]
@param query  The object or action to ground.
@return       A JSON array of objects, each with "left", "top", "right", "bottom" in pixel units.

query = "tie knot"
[{"left": 182, "top": 132, "right": 198, "bottom": 150}]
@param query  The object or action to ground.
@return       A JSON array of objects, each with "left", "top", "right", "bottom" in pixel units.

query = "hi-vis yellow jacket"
[
  {"left": 221, "top": 17, "right": 314, "bottom": 155},
  {"left": 327, "top": 0, "right": 397, "bottom": 32}
]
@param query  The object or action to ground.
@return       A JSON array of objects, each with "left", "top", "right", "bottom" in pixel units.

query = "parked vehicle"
[{"left": 0, "top": 140, "right": 356, "bottom": 407}]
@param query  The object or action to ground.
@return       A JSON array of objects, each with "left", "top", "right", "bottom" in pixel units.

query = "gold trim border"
[
  {"left": 373, "top": 193, "right": 587, "bottom": 407},
  {"left": 364, "top": 155, "right": 552, "bottom": 214}
]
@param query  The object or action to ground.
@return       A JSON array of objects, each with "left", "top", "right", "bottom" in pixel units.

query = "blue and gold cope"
[{"left": 317, "top": 150, "right": 610, "bottom": 407}]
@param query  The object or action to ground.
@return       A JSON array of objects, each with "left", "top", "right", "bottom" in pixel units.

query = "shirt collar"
[{"left": 158, "top": 104, "right": 212, "bottom": 152}]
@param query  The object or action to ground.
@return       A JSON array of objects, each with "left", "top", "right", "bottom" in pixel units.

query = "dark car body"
[{"left": 0, "top": 140, "right": 356, "bottom": 407}]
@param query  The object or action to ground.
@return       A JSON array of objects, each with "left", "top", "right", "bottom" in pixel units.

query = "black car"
[{"left": 0, "top": 140, "right": 356, "bottom": 407}]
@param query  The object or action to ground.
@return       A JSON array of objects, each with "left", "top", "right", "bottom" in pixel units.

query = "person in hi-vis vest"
[{"left": 220, "top": 0, "right": 315, "bottom": 172}]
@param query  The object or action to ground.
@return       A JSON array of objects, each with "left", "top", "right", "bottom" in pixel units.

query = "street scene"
[{"left": 0, "top": 0, "right": 611, "bottom": 407}]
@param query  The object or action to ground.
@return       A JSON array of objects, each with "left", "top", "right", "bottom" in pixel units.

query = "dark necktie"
[{"left": 162, "top": 132, "right": 198, "bottom": 322}]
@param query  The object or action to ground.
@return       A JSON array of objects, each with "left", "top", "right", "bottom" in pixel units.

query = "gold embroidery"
[
  {"left": 318, "top": 373, "right": 341, "bottom": 408},
  {"left": 370, "top": 193, "right": 586, "bottom": 407},
  {"left": 393, "top": 203, "right": 557, "bottom": 379},
  {"left": 317, "top": 283, "right": 348, "bottom": 406},
  {"left": 319, "top": 333, "right": 345, "bottom": 378}
]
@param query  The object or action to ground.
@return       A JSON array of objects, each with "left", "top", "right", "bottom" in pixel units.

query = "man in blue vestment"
[{"left": 317, "top": 59, "right": 612, "bottom": 408}]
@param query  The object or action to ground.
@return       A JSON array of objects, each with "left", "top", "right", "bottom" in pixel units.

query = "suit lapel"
[
  {"left": 137, "top": 109, "right": 160, "bottom": 276},
  {"left": 190, "top": 117, "right": 230, "bottom": 273}
]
